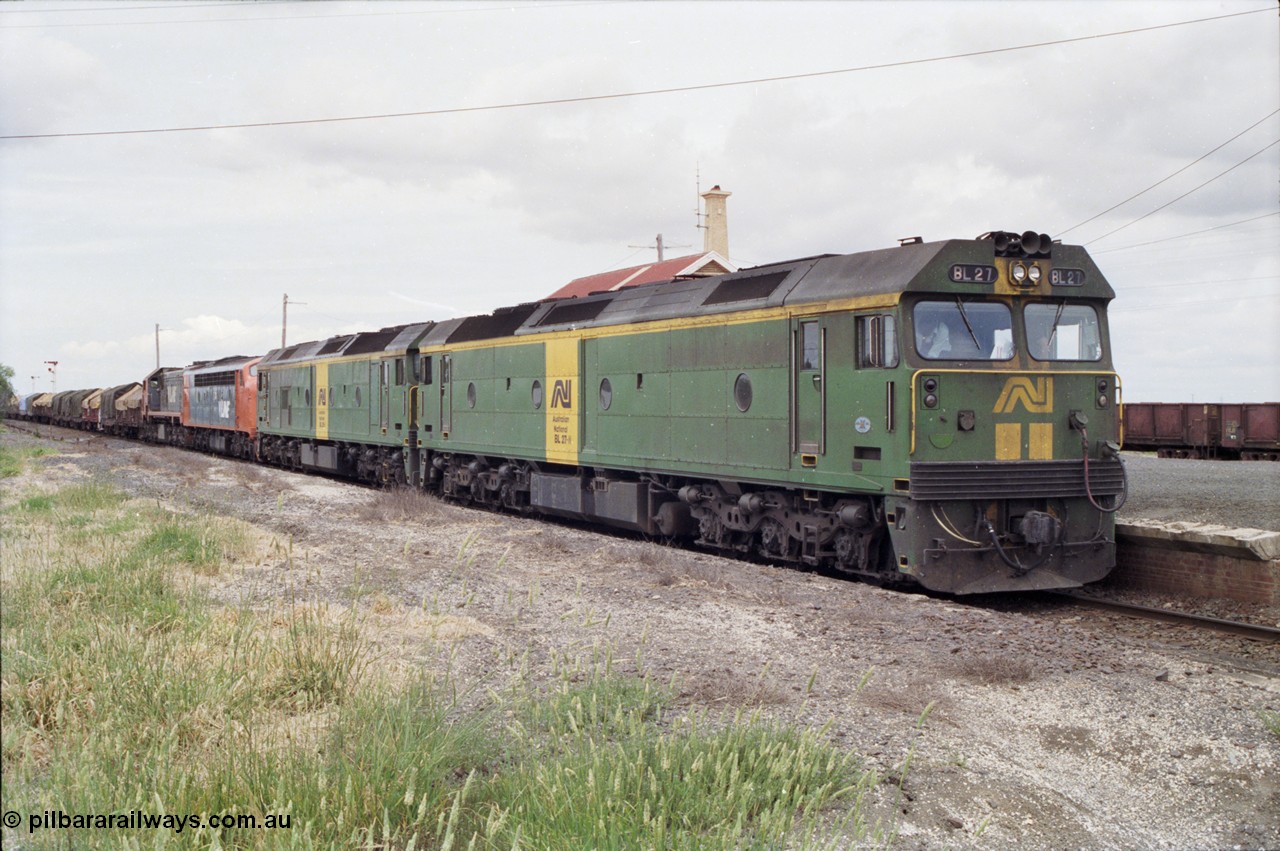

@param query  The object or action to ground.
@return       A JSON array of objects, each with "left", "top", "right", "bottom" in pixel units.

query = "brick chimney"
[{"left": 700, "top": 185, "right": 731, "bottom": 259}]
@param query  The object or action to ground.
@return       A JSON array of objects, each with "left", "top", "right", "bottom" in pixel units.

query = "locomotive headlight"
[
  {"left": 923, "top": 378, "right": 938, "bottom": 393},
  {"left": 1028, "top": 265, "right": 1042, "bottom": 283},
  {"left": 924, "top": 393, "right": 938, "bottom": 408},
  {"left": 1097, "top": 394, "right": 1109, "bottom": 408},
  {"left": 1012, "top": 263, "right": 1028, "bottom": 283}
]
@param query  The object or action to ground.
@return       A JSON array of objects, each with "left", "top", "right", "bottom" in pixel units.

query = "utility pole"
[
  {"left": 282, "top": 294, "right": 306, "bottom": 349},
  {"left": 629, "top": 233, "right": 690, "bottom": 263},
  {"left": 30, "top": 375, "right": 37, "bottom": 394},
  {"left": 153, "top": 323, "right": 172, "bottom": 369}
]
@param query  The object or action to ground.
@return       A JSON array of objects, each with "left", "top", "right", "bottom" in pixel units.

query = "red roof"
[{"left": 547, "top": 253, "right": 734, "bottom": 300}]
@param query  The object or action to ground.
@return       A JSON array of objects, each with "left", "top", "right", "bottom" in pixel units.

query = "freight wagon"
[{"left": 1122, "top": 402, "right": 1279, "bottom": 460}]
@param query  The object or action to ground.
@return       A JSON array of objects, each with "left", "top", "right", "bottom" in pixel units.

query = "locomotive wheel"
[{"left": 757, "top": 519, "right": 792, "bottom": 560}]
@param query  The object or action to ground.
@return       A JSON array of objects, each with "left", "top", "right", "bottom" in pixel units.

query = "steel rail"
[{"left": 1048, "top": 590, "right": 1280, "bottom": 643}]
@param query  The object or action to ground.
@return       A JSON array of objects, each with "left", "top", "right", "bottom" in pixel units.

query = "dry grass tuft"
[
  {"left": 356, "top": 486, "right": 461, "bottom": 523},
  {"left": 529, "top": 528, "right": 576, "bottom": 555},
  {"left": 163, "top": 448, "right": 214, "bottom": 485},
  {"left": 858, "top": 678, "right": 953, "bottom": 719},
  {"left": 652, "top": 557, "right": 742, "bottom": 593},
  {"left": 678, "top": 668, "right": 793, "bottom": 708},
  {"left": 230, "top": 461, "right": 276, "bottom": 490},
  {"left": 948, "top": 652, "right": 1036, "bottom": 686}
]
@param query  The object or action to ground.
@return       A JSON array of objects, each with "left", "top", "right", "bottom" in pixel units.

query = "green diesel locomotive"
[{"left": 255, "top": 231, "right": 1125, "bottom": 594}]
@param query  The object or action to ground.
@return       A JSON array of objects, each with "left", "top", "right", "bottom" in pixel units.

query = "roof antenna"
[{"left": 695, "top": 164, "right": 704, "bottom": 238}]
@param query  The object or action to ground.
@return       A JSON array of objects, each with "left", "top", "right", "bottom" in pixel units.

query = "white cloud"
[{"left": 2, "top": 0, "right": 1277, "bottom": 402}]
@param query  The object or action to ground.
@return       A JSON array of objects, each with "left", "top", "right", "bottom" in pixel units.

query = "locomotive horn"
[
  {"left": 992, "top": 231, "right": 1013, "bottom": 253},
  {"left": 1020, "top": 231, "right": 1043, "bottom": 256}
]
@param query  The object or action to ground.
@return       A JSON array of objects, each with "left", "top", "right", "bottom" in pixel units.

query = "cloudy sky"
[{"left": 2, "top": 0, "right": 1277, "bottom": 402}]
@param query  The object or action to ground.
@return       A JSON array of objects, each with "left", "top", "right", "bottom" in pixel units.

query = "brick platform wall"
[{"left": 1108, "top": 539, "right": 1280, "bottom": 605}]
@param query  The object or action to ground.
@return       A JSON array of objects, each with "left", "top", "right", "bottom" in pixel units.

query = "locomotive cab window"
[
  {"left": 1025, "top": 303, "right": 1103, "bottom": 361},
  {"left": 913, "top": 300, "right": 1013, "bottom": 361}
]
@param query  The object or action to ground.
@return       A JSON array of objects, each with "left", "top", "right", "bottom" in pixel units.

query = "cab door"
[
  {"left": 371, "top": 360, "right": 384, "bottom": 435},
  {"left": 379, "top": 360, "right": 390, "bottom": 434},
  {"left": 439, "top": 355, "right": 452, "bottom": 437},
  {"left": 793, "top": 317, "right": 826, "bottom": 459}
]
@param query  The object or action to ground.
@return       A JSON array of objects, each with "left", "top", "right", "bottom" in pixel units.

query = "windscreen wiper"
[
  {"left": 954, "top": 297, "right": 980, "bottom": 350},
  {"left": 1048, "top": 300, "right": 1067, "bottom": 346}
]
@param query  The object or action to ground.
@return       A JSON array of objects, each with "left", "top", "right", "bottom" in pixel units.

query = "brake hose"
[{"left": 1079, "top": 426, "right": 1128, "bottom": 513}]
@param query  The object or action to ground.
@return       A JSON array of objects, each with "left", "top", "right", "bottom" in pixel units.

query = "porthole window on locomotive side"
[
  {"left": 467, "top": 382, "right": 477, "bottom": 408},
  {"left": 531, "top": 380, "right": 543, "bottom": 409},
  {"left": 599, "top": 377, "right": 612, "bottom": 411},
  {"left": 734, "top": 373, "right": 753, "bottom": 412}
]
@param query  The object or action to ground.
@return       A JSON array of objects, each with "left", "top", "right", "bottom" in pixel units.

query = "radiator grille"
[{"left": 909, "top": 459, "right": 1124, "bottom": 500}]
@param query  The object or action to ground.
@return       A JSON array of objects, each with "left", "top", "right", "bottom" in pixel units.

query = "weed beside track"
[{"left": 0, "top": 475, "right": 884, "bottom": 849}]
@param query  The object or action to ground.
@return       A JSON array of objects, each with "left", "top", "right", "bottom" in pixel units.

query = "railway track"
[
  {"left": 3, "top": 419, "right": 101, "bottom": 443},
  {"left": 1048, "top": 590, "right": 1280, "bottom": 643},
  {"left": 6, "top": 421, "right": 1278, "bottom": 647}
]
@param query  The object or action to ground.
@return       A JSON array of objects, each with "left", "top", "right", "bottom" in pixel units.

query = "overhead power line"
[
  {"left": 1091, "top": 212, "right": 1280, "bottom": 254},
  {"left": 1120, "top": 275, "right": 1280, "bottom": 291},
  {"left": 1083, "top": 138, "right": 1280, "bottom": 245},
  {"left": 0, "top": 0, "right": 600, "bottom": 28},
  {"left": 0, "top": 1, "right": 292, "bottom": 14},
  {"left": 1, "top": 6, "right": 1270, "bottom": 141},
  {"left": 1111, "top": 293, "right": 1278, "bottom": 312},
  {"left": 1056, "top": 109, "right": 1280, "bottom": 238}
]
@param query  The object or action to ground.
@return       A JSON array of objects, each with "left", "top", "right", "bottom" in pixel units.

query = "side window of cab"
[{"left": 858, "top": 314, "right": 899, "bottom": 368}]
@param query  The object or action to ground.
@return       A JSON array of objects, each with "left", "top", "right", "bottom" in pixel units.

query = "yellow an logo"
[{"left": 994, "top": 376, "right": 1054, "bottom": 414}]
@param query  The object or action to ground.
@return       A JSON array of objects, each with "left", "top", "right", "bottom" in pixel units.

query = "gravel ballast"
[{"left": 3, "top": 428, "right": 1278, "bottom": 849}]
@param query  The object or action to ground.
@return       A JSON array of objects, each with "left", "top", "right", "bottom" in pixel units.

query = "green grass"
[
  {"left": 7, "top": 481, "right": 118, "bottom": 516},
  {"left": 476, "top": 694, "right": 872, "bottom": 850},
  {"left": 1262, "top": 710, "right": 1280, "bottom": 741},
  {"left": 1, "top": 480, "right": 886, "bottom": 850},
  {"left": 0, "top": 443, "right": 54, "bottom": 478}
]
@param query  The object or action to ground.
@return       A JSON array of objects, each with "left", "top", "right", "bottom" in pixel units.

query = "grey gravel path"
[{"left": 1118, "top": 452, "right": 1279, "bottom": 532}]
